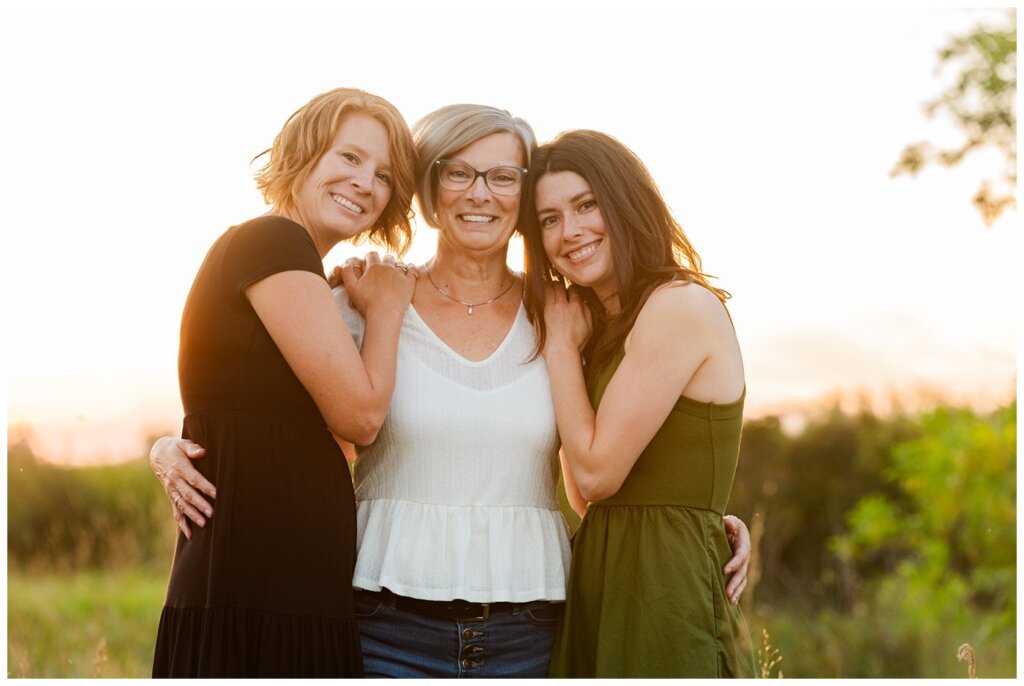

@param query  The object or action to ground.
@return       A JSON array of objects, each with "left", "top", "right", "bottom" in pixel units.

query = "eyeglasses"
[{"left": 435, "top": 159, "right": 527, "bottom": 196}]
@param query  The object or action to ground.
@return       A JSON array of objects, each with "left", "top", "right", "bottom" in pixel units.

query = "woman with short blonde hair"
[
  {"left": 255, "top": 87, "right": 418, "bottom": 254},
  {"left": 151, "top": 87, "right": 418, "bottom": 677}
]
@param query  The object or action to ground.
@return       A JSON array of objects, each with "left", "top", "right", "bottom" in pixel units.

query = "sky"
[{"left": 3, "top": 4, "right": 1017, "bottom": 464}]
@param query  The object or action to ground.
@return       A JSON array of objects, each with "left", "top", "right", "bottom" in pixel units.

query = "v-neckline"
[{"left": 407, "top": 302, "right": 524, "bottom": 366}]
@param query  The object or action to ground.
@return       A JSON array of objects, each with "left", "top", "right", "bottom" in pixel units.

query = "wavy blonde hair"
[{"left": 254, "top": 88, "right": 417, "bottom": 255}]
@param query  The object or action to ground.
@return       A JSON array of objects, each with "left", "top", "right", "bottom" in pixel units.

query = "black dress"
[{"left": 152, "top": 216, "right": 363, "bottom": 677}]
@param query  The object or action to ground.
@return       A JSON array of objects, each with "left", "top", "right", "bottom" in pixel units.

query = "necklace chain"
[{"left": 426, "top": 263, "right": 516, "bottom": 315}]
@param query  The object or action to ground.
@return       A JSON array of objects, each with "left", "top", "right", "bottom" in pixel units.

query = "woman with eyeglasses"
[
  {"left": 150, "top": 104, "right": 752, "bottom": 677},
  {"left": 523, "top": 130, "right": 754, "bottom": 677}
]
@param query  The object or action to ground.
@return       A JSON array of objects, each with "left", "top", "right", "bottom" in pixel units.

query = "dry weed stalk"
[
  {"left": 758, "top": 627, "right": 784, "bottom": 678},
  {"left": 957, "top": 643, "right": 977, "bottom": 679},
  {"left": 92, "top": 637, "right": 109, "bottom": 678},
  {"left": 743, "top": 506, "right": 766, "bottom": 616},
  {"left": 14, "top": 648, "right": 29, "bottom": 678}
]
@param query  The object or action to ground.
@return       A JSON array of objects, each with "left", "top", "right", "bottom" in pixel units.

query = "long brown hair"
[{"left": 522, "top": 130, "right": 729, "bottom": 374}]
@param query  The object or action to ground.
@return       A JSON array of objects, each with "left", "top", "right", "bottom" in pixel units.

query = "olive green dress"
[{"left": 549, "top": 349, "right": 754, "bottom": 678}]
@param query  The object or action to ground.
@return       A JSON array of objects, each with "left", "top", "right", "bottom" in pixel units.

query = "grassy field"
[
  {"left": 8, "top": 569, "right": 1014, "bottom": 678},
  {"left": 8, "top": 403, "right": 1014, "bottom": 677},
  {"left": 7, "top": 570, "right": 167, "bottom": 678}
]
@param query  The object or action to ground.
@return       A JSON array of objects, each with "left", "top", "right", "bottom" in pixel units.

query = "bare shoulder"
[
  {"left": 630, "top": 281, "right": 743, "bottom": 400},
  {"left": 635, "top": 281, "right": 730, "bottom": 334}
]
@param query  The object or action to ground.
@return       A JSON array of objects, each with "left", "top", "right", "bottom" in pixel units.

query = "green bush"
[
  {"left": 830, "top": 402, "right": 1016, "bottom": 677},
  {"left": 7, "top": 441, "right": 176, "bottom": 573},
  {"left": 6, "top": 400, "right": 1015, "bottom": 677}
]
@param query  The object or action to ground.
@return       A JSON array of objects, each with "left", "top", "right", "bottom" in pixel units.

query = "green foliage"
[
  {"left": 7, "top": 570, "right": 167, "bottom": 677},
  {"left": 832, "top": 402, "right": 1016, "bottom": 676},
  {"left": 7, "top": 441, "right": 176, "bottom": 572},
  {"left": 729, "top": 408, "right": 918, "bottom": 610},
  {"left": 7, "top": 400, "right": 1015, "bottom": 677},
  {"left": 893, "top": 11, "right": 1017, "bottom": 224}
]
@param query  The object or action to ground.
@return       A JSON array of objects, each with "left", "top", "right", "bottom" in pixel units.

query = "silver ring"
[
  {"left": 173, "top": 494, "right": 183, "bottom": 506},
  {"left": 400, "top": 265, "right": 409, "bottom": 275}
]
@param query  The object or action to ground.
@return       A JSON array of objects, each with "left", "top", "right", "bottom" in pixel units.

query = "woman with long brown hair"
[{"left": 523, "top": 129, "right": 753, "bottom": 677}]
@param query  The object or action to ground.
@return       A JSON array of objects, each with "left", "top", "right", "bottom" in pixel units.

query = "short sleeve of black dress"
[
  {"left": 224, "top": 215, "right": 324, "bottom": 292},
  {"left": 156, "top": 215, "right": 363, "bottom": 677},
  {"left": 179, "top": 215, "right": 328, "bottom": 422}
]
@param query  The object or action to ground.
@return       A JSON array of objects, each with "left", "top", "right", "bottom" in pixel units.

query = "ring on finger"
[{"left": 173, "top": 494, "right": 183, "bottom": 506}]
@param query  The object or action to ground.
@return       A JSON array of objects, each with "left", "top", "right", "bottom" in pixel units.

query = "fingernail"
[{"left": 197, "top": 517, "right": 206, "bottom": 526}]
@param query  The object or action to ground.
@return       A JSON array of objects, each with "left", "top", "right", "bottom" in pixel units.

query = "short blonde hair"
[
  {"left": 254, "top": 88, "right": 417, "bottom": 255},
  {"left": 412, "top": 104, "right": 536, "bottom": 229}
]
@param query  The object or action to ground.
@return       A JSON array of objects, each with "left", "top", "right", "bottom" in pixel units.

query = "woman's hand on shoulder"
[
  {"left": 541, "top": 281, "right": 592, "bottom": 357},
  {"left": 339, "top": 251, "right": 418, "bottom": 318},
  {"left": 150, "top": 436, "right": 216, "bottom": 539}
]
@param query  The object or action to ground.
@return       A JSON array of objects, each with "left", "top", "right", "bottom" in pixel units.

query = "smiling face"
[
  {"left": 535, "top": 170, "right": 616, "bottom": 303},
  {"left": 435, "top": 132, "right": 523, "bottom": 255},
  {"left": 291, "top": 112, "right": 394, "bottom": 249}
]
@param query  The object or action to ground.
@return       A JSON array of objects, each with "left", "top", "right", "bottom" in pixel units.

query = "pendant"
[{"left": 468, "top": 305, "right": 474, "bottom": 315}]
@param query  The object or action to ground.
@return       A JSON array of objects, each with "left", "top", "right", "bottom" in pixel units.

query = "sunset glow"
[{"left": 5, "top": 6, "right": 1016, "bottom": 464}]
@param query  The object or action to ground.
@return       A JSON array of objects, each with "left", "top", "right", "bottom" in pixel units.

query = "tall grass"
[
  {"left": 6, "top": 401, "right": 1015, "bottom": 678},
  {"left": 748, "top": 608, "right": 1014, "bottom": 678},
  {"left": 7, "top": 570, "right": 167, "bottom": 678}
]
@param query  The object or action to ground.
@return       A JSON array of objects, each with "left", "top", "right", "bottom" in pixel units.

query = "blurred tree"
[
  {"left": 7, "top": 440, "right": 177, "bottom": 572},
  {"left": 730, "top": 408, "right": 917, "bottom": 611},
  {"left": 833, "top": 402, "right": 1016, "bottom": 675},
  {"left": 892, "top": 12, "right": 1016, "bottom": 225}
]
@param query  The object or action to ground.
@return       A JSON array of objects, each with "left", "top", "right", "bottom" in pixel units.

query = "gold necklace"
[{"left": 426, "top": 264, "right": 515, "bottom": 315}]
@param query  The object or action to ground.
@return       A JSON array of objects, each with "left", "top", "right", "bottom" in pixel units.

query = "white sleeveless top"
[{"left": 333, "top": 288, "right": 571, "bottom": 602}]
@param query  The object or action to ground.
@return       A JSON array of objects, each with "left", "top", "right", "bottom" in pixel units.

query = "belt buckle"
[{"left": 468, "top": 603, "right": 489, "bottom": 621}]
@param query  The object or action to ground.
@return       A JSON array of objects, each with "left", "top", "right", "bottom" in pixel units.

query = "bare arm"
[
  {"left": 558, "top": 448, "right": 588, "bottom": 518},
  {"left": 543, "top": 283, "right": 743, "bottom": 502},
  {"left": 246, "top": 253, "right": 416, "bottom": 445},
  {"left": 542, "top": 283, "right": 750, "bottom": 600}
]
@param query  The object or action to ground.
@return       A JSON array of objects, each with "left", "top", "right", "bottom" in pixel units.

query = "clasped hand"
[
  {"left": 328, "top": 252, "right": 418, "bottom": 316},
  {"left": 542, "top": 281, "right": 593, "bottom": 355}
]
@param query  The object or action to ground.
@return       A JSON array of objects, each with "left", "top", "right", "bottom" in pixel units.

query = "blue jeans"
[{"left": 354, "top": 590, "right": 561, "bottom": 678}]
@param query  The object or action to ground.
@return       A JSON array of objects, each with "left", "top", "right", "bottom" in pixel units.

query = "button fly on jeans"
[{"left": 462, "top": 628, "right": 484, "bottom": 639}]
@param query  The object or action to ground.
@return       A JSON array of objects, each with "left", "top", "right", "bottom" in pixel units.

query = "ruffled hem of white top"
[{"left": 353, "top": 498, "right": 572, "bottom": 603}]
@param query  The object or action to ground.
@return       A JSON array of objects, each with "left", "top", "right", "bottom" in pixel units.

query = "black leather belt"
[{"left": 357, "top": 587, "right": 516, "bottom": 621}]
